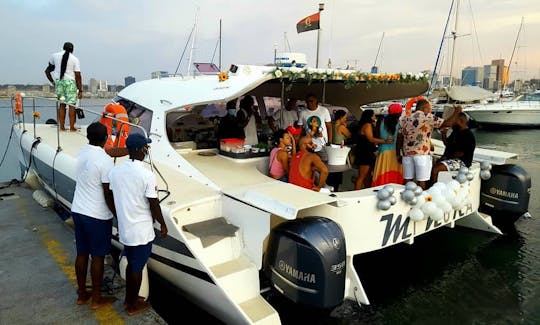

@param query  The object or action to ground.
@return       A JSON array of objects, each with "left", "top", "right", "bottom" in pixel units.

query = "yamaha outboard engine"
[
  {"left": 264, "top": 217, "right": 346, "bottom": 309},
  {"left": 480, "top": 164, "right": 531, "bottom": 227}
]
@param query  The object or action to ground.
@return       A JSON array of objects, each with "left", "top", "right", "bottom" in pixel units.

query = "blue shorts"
[
  {"left": 72, "top": 212, "right": 112, "bottom": 257},
  {"left": 123, "top": 242, "right": 152, "bottom": 273}
]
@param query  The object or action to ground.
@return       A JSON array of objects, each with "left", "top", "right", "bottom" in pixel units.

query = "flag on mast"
[{"left": 296, "top": 12, "right": 320, "bottom": 33}]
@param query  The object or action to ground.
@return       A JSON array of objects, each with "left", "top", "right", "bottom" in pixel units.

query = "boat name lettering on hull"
[
  {"left": 380, "top": 214, "right": 412, "bottom": 247},
  {"left": 424, "top": 204, "right": 474, "bottom": 231},
  {"left": 278, "top": 260, "right": 316, "bottom": 283}
]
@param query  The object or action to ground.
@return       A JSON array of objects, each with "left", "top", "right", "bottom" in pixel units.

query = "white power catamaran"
[{"left": 11, "top": 64, "right": 531, "bottom": 324}]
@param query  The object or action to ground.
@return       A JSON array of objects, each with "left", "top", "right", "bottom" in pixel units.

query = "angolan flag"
[{"left": 296, "top": 12, "right": 320, "bottom": 33}]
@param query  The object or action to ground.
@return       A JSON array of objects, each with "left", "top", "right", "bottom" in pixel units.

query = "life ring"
[
  {"left": 100, "top": 103, "right": 130, "bottom": 148},
  {"left": 404, "top": 96, "right": 427, "bottom": 116},
  {"left": 13, "top": 93, "right": 23, "bottom": 115}
]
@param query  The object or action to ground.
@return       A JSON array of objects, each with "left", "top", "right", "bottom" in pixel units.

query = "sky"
[{"left": 1, "top": 0, "right": 539, "bottom": 85}]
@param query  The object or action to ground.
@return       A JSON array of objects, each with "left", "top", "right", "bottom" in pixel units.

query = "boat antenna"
[
  {"left": 210, "top": 19, "right": 222, "bottom": 68},
  {"left": 174, "top": 24, "right": 195, "bottom": 76},
  {"left": 428, "top": 0, "right": 454, "bottom": 96},
  {"left": 506, "top": 17, "right": 524, "bottom": 91},
  {"left": 372, "top": 32, "right": 385, "bottom": 72}
]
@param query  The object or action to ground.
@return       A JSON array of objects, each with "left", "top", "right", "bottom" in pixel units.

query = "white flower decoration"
[{"left": 274, "top": 69, "right": 283, "bottom": 78}]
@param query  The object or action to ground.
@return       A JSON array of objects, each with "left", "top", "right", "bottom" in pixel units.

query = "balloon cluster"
[
  {"left": 479, "top": 161, "right": 492, "bottom": 180},
  {"left": 406, "top": 181, "right": 471, "bottom": 222},
  {"left": 454, "top": 166, "right": 475, "bottom": 184},
  {"left": 375, "top": 185, "right": 398, "bottom": 210}
]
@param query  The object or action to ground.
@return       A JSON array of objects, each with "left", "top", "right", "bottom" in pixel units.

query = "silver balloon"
[
  {"left": 409, "top": 196, "right": 418, "bottom": 206},
  {"left": 389, "top": 195, "right": 397, "bottom": 205},
  {"left": 458, "top": 166, "right": 469, "bottom": 174},
  {"left": 480, "top": 170, "right": 491, "bottom": 180},
  {"left": 405, "top": 181, "right": 417, "bottom": 191},
  {"left": 456, "top": 173, "right": 468, "bottom": 184},
  {"left": 382, "top": 185, "right": 395, "bottom": 195},
  {"left": 466, "top": 172, "right": 474, "bottom": 181},
  {"left": 413, "top": 186, "right": 423, "bottom": 196},
  {"left": 401, "top": 190, "right": 415, "bottom": 201},
  {"left": 480, "top": 161, "right": 492, "bottom": 171},
  {"left": 376, "top": 189, "right": 391, "bottom": 200},
  {"left": 377, "top": 199, "right": 392, "bottom": 210}
]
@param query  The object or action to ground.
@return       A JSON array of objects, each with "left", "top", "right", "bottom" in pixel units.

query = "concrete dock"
[{"left": 0, "top": 182, "right": 166, "bottom": 325}]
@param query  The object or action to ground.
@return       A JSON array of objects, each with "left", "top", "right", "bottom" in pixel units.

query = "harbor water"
[{"left": 1, "top": 98, "right": 538, "bottom": 324}]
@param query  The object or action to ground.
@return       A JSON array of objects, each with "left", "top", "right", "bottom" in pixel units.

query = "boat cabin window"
[
  {"left": 166, "top": 108, "right": 219, "bottom": 149},
  {"left": 114, "top": 97, "right": 153, "bottom": 136}
]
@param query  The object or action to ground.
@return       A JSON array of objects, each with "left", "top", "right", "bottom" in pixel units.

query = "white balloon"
[
  {"left": 447, "top": 180, "right": 461, "bottom": 191},
  {"left": 441, "top": 201, "right": 453, "bottom": 213},
  {"left": 421, "top": 201, "right": 438, "bottom": 217},
  {"left": 433, "top": 182, "right": 447, "bottom": 192},
  {"left": 415, "top": 192, "right": 428, "bottom": 208},
  {"left": 377, "top": 189, "right": 391, "bottom": 200},
  {"left": 427, "top": 187, "right": 441, "bottom": 197},
  {"left": 383, "top": 185, "right": 395, "bottom": 195},
  {"left": 408, "top": 207, "right": 425, "bottom": 221},
  {"left": 430, "top": 208, "right": 444, "bottom": 221},
  {"left": 377, "top": 199, "right": 392, "bottom": 210},
  {"left": 431, "top": 193, "right": 446, "bottom": 207},
  {"left": 480, "top": 161, "right": 491, "bottom": 171}
]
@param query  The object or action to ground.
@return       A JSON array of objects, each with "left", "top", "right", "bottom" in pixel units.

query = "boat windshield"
[{"left": 517, "top": 92, "right": 540, "bottom": 102}]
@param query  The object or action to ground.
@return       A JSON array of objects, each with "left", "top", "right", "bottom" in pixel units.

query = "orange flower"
[
  {"left": 32, "top": 111, "right": 41, "bottom": 119},
  {"left": 218, "top": 71, "right": 228, "bottom": 82}
]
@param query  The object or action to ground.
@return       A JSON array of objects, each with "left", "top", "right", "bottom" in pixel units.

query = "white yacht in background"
[{"left": 464, "top": 90, "right": 540, "bottom": 127}]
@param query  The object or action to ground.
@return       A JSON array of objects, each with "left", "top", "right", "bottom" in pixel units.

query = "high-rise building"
[
  {"left": 461, "top": 66, "right": 483, "bottom": 86},
  {"left": 491, "top": 59, "right": 509, "bottom": 89},
  {"left": 125, "top": 76, "right": 135, "bottom": 87},
  {"left": 89, "top": 78, "right": 98, "bottom": 94},
  {"left": 151, "top": 71, "right": 169, "bottom": 79},
  {"left": 97, "top": 80, "right": 108, "bottom": 92},
  {"left": 483, "top": 65, "right": 497, "bottom": 90}
]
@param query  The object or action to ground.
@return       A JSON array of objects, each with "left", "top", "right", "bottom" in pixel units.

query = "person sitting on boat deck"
[
  {"left": 297, "top": 93, "right": 332, "bottom": 155},
  {"left": 108, "top": 133, "right": 168, "bottom": 316},
  {"left": 354, "top": 109, "right": 393, "bottom": 190},
  {"left": 431, "top": 110, "right": 476, "bottom": 182},
  {"left": 217, "top": 99, "right": 245, "bottom": 141},
  {"left": 71, "top": 122, "right": 116, "bottom": 309},
  {"left": 269, "top": 129, "right": 296, "bottom": 182},
  {"left": 268, "top": 98, "right": 299, "bottom": 132},
  {"left": 289, "top": 136, "right": 329, "bottom": 192},
  {"left": 331, "top": 109, "right": 352, "bottom": 146},
  {"left": 237, "top": 95, "right": 262, "bottom": 145},
  {"left": 286, "top": 125, "right": 303, "bottom": 151},
  {"left": 45, "top": 41, "right": 83, "bottom": 131},
  {"left": 372, "top": 103, "right": 404, "bottom": 187},
  {"left": 397, "top": 100, "right": 462, "bottom": 189}
]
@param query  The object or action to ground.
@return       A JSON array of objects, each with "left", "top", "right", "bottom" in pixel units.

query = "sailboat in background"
[{"left": 429, "top": 0, "right": 494, "bottom": 114}]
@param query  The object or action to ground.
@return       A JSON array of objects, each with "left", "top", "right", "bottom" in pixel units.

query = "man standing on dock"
[
  {"left": 45, "top": 41, "right": 83, "bottom": 131},
  {"left": 108, "top": 133, "right": 168, "bottom": 316},
  {"left": 71, "top": 122, "right": 116, "bottom": 309}
]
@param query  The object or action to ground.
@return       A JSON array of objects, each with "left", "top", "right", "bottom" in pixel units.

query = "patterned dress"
[{"left": 372, "top": 120, "right": 403, "bottom": 186}]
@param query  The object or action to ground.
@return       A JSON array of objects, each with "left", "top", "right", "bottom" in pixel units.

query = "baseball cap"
[
  {"left": 388, "top": 103, "right": 403, "bottom": 115},
  {"left": 286, "top": 125, "right": 302, "bottom": 135},
  {"left": 126, "top": 133, "right": 152, "bottom": 151}
]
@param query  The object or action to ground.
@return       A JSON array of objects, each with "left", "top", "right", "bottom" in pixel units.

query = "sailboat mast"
[
  {"left": 506, "top": 17, "right": 524, "bottom": 87},
  {"left": 449, "top": 0, "right": 460, "bottom": 87},
  {"left": 187, "top": 6, "right": 200, "bottom": 76},
  {"left": 219, "top": 19, "right": 222, "bottom": 70},
  {"left": 373, "top": 32, "right": 385, "bottom": 69}
]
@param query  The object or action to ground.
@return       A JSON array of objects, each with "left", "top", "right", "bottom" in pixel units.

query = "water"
[{"left": 1, "top": 99, "right": 538, "bottom": 324}]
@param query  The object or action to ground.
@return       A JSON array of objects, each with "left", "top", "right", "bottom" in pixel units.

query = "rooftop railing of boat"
[{"left": 9, "top": 94, "right": 171, "bottom": 202}]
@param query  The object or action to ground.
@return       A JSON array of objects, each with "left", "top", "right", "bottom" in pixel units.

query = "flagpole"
[{"left": 316, "top": 3, "right": 324, "bottom": 68}]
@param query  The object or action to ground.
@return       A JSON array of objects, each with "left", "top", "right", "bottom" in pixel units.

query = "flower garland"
[{"left": 270, "top": 67, "right": 428, "bottom": 89}]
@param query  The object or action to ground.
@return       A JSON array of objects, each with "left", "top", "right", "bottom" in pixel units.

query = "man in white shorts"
[{"left": 397, "top": 100, "right": 461, "bottom": 189}]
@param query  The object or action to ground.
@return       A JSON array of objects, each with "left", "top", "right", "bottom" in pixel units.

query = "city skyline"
[{"left": 1, "top": 0, "right": 539, "bottom": 85}]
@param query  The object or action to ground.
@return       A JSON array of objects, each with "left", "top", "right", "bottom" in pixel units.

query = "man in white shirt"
[
  {"left": 71, "top": 122, "right": 116, "bottom": 309},
  {"left": 108, "top": 133, "right": 168, "bottom": 316},
  {"left": 45, "top": 42, "right": 83, "bottom": 131},
  {"left": 297, "top": 93, "right": 332, "bottom": 153},
  {"left": 268, "top": 98, "right": 299, "bottom": 131}
]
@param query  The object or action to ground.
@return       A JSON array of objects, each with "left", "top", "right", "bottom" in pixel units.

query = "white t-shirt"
[
  {"left": 240, "top": 108, "right": 258, "bottom": 145},
  {"left": 71, "top": 144, "right": 114, "bottom": 220},
  {"left": 298, "top": 105, "right": 332, "bottom": 143},
  {"left": 108, "top": 160, "right": 158, "bottom": 246},
  {"left": 49, "top": 50, "right": 81, "bottom": 81}
]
